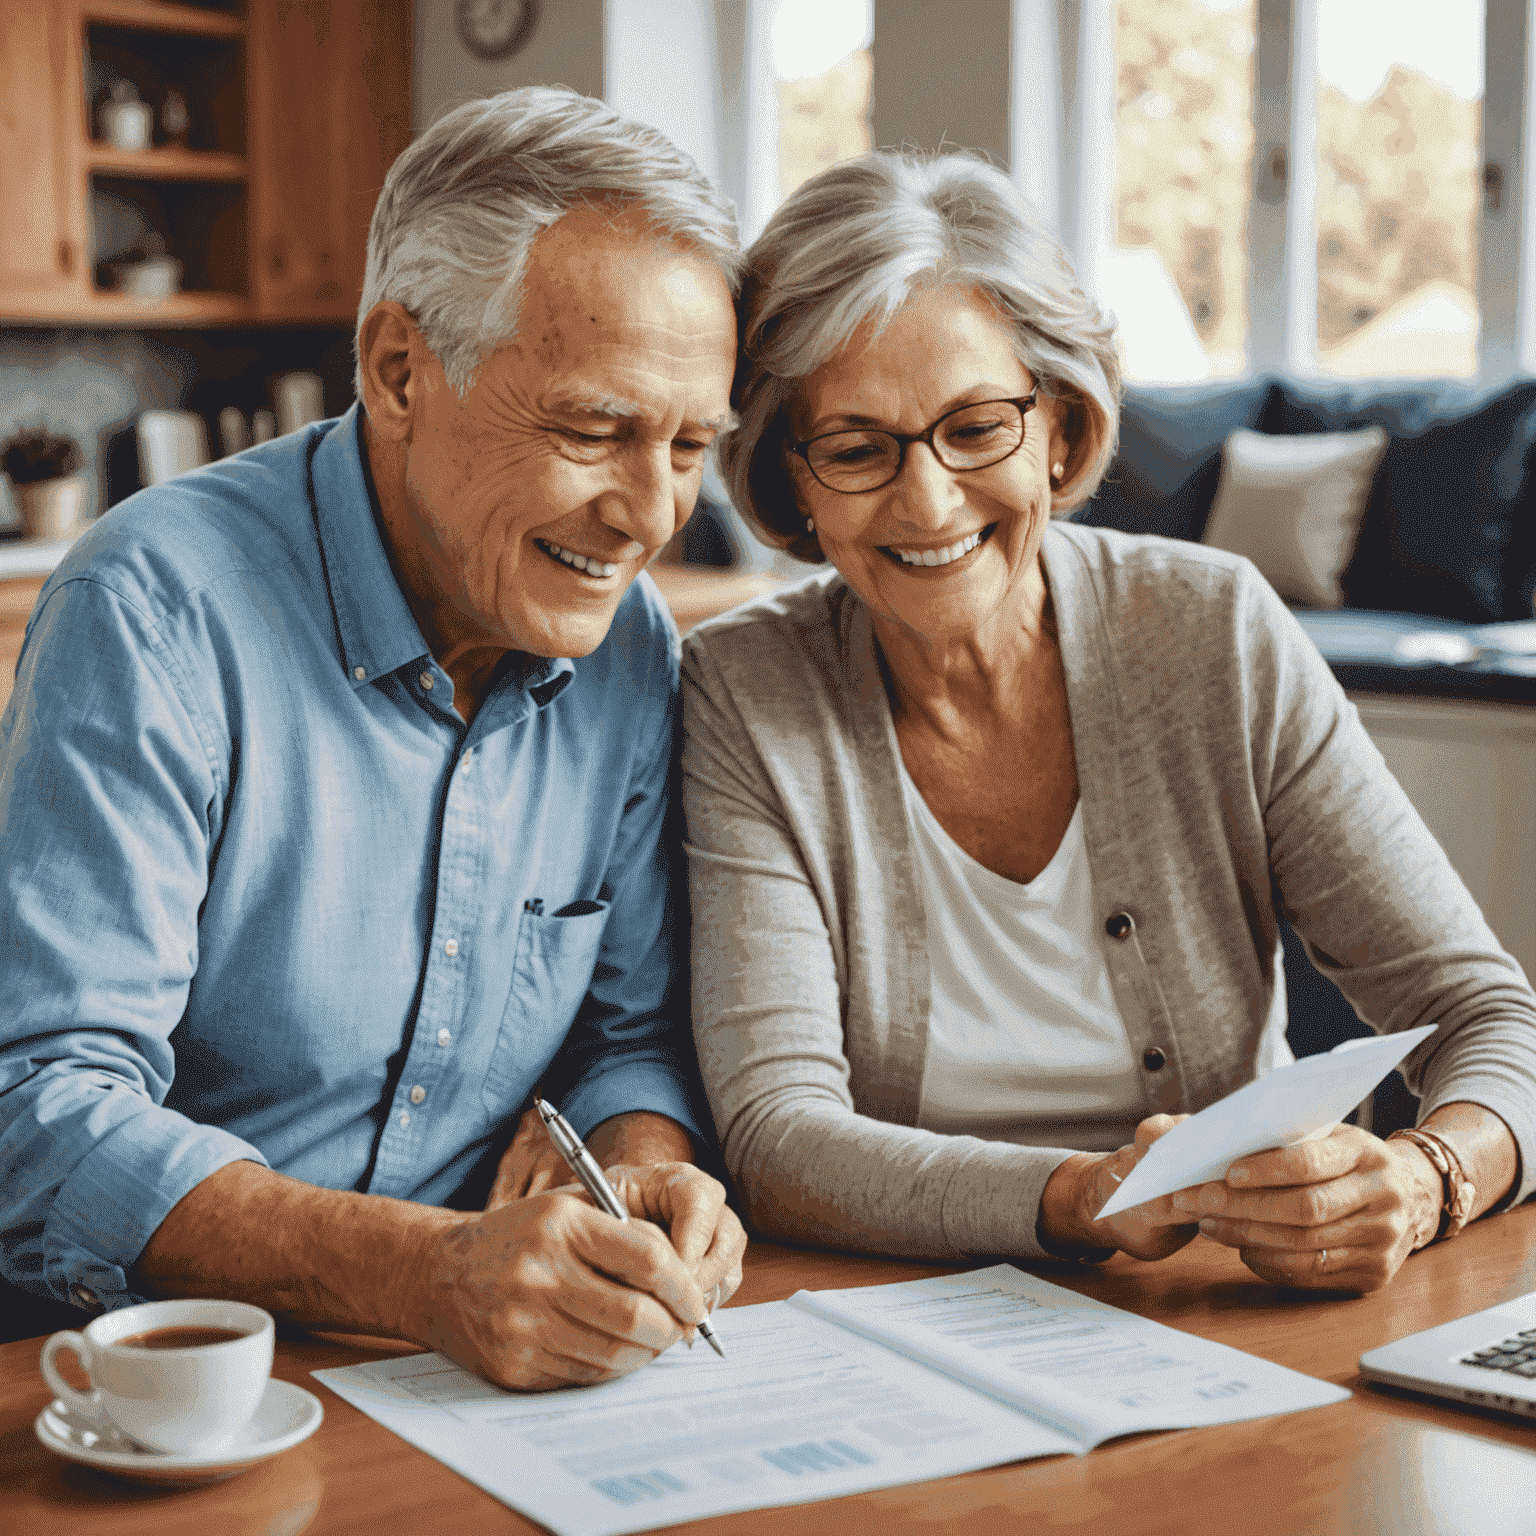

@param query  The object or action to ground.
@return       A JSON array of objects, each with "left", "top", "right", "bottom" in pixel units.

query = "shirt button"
[
  {"left": 437, "top": 1028, "right": 452, "bottom": 1046},
  {"left": 70, "top": 1283, "right": 101, "bottom": 1312},
  {"left": 398, "top": 1111, "right": 410, "bottom": 1127},
  {"left": 353, "top": 665, "right": 366, "bottom": 681},
  {"left": 1143, "top": 1046, "right": 1167, "bottom": 1071},
  {"left": 461, "top": 749, "right": 473, "bottom": 770},
  {"left": 444, "top": 938, "right": 459, "bottom": 957},
  {"left": 410, "top": 1085, "right": 426, "bottom": 1104},
  {"left": 420, "top": 672, "right": 434, "bottom": 691},
  {"left": 1105, "top": 911, "right": 1134, "bottom": 940}
]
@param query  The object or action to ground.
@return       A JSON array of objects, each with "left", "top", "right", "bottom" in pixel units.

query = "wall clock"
[{"left": 456, "top": 0, "right": 539, "bottom": 61}]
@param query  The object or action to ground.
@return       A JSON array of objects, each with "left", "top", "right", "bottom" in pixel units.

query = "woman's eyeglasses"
[{"left": 788, "top": 391, "right": 1039, "bottom": 495}]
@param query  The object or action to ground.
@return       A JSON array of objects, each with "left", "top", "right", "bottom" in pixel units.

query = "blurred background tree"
[{"left": 1115, "top": 0, "right": 1480, "bottom": 377}]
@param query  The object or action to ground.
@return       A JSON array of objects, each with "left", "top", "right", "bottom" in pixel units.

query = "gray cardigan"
[{"left": 680, "top": 523, "right": 1536, "bottom": 1260}]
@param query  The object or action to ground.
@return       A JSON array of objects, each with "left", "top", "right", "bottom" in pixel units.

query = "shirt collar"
[
  {"left": 309, "top": 406, "right": 576, "bottom": 710},
  {"left": 310, "top": 406, "right": 432, "bottom": 689}
]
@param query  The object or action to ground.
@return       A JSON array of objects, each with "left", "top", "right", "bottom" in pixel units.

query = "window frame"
[{"left": 1057, "top": 0, "right": 1529, "bottom": 380}]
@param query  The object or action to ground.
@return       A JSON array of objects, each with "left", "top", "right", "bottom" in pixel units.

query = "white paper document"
[
  {"left": 1096, "top": 1023, "right": 1437, "bottom": 1219},
  {"left": 793, "top": 1265, "right": 1349, "bottom": 1449},
  {"left": 314, "top": 1265, "right": 1347, "bottom": 1536},
  {"left": 314, "top": 1299, "right": 1076, "bottom": 1536}
]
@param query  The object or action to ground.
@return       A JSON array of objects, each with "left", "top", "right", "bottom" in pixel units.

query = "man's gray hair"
[
  {"left": 720, "top": 151, "right": 1121, "bottom": 563},
  {"left": 356, "top": 86, "right": 742, "bottom": 399}
]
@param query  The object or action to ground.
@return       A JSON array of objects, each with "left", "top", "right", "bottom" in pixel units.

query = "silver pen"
[{"left": 533, "top": 1097, "right": 725, "bottom": 1358}]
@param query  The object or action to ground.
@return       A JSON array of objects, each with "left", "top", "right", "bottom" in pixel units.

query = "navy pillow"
[
  {"left": 1077, "top": 379, "right": 1280, "bottom": 542},
  {"left": 1274, "top": 378, "right": 1536, "bottom": 623},
  {"left": 1506, "top": 489, "right": 1536, "bottom": 622}
]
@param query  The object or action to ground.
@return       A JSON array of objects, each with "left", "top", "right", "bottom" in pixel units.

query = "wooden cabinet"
[
  {"left": 249, "top": 0, "right": 412, "bottom": 321},
  {"left": 0, "top": 1, "right": 411, "bottom": 327},
  {"left": 0, "top": 5, "right": 89, "bottom": 313}
]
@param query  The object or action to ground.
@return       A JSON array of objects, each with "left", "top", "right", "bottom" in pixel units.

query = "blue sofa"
[
  {"left": 1076, "top": 375, "right": 1536, "bottom": 1123},
  {"left": 1076, "top": 376, "right": 1536, "bottom": 703}
]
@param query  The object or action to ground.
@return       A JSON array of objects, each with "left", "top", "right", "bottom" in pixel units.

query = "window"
[
  {"left": 1113, "top": 0, "right": 1256, "bottom": 382},
  {"left": 1111, "top": 0, "right": 1509, "bottom": 381},
  {"left": 1314, "top": 0, "right": 1484, "bottom": 378},
  {"left": 772, "top": 0, "right": 873, "bottom": 201}
]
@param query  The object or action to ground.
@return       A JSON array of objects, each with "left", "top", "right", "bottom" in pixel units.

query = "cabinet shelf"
[
  {"left": 81, "top": 2, "right": 244, "bottom": 40},
  {"left": 1, "top": 288, "right": 252, "bottom": 327},
  {"left": 0, "top": 0, "right": 410, "bottom": 329},
  {"left": 87, "top": 144, "right": 248, "bottom": 182}
]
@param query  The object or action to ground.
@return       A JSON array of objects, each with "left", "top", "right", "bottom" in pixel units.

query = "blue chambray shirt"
[{"left": 0, "top": 407, "right": 703, "bottom": 1309}]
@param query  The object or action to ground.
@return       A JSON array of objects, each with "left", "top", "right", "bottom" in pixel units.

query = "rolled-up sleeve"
[
  {"left": 1251, "top": 573, "right": 1536, "bottom": 1205},
  {"left": 0, "top": 578, "right": 265, "bottom": 1308},
  {"left": 539, "top": 636, "right": 707, "bottom": 1149}
]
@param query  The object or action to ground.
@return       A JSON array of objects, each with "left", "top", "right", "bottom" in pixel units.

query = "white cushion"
[{"left": 1201, "top": 426, "right": 1388, "bottom": 608}]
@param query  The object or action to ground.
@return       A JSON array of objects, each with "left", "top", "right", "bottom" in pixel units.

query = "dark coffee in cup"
[
  {"left": 117, "top": 1325, "right": 249, "bottom": 1350},
  {"left": 42, "top": 1299, "right": 275, "bottom": 1454}
]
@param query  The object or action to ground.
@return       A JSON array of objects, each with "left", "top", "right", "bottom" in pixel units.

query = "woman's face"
[{"left": 787, "top": 284, "right": 1065, "bottom": 647}]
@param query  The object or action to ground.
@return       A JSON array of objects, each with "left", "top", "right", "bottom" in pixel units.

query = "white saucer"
[{"left": 34, "top": 1377, "right": 323, "bottom": 1486}]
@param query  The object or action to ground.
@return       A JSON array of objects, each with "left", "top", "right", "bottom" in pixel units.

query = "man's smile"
[{"left": 535, "top": 537, "right": 622, "bottom": 579}]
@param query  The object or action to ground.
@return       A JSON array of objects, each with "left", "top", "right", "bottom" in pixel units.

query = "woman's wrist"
[{"left": 1037, "top": 1153, "right": 1118, "bottom": 1259}]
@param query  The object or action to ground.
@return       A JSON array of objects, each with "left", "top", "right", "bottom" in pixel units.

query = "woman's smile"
[{"left": 877, "top": 523, "right": 997, "bottom": 572}]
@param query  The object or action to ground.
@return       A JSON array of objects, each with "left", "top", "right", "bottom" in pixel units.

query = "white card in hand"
[{"left": 1095, "top": 1023, "right": 1438, "bottom": 1219}]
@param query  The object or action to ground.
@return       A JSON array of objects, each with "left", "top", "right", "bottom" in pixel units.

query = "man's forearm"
[
  {"left": 585, "top": 1110, "right": 696, "bottom": 1167},
  {"left": 132, "top": 1161, "right": 469, "bottom": 1338}
]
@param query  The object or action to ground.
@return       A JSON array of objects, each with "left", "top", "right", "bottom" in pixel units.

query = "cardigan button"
[
  {"left": 1143, "top": 1046, "right": 1167, "bottom": 1071},
  {"left": 1105, "top": 911, "right": 1134, "bottom": 939}
]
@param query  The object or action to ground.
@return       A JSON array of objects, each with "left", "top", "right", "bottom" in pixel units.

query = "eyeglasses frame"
[{"left": 786, "top": 390, "right": 1041, "bottom": 495}]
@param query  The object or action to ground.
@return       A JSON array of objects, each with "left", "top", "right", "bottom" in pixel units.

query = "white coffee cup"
[{"left": 40, "top": 1298, "right": 274, "bottom": 1455}]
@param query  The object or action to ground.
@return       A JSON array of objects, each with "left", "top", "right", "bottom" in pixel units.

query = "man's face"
[{"left": 398, "top": 205, "right": 736, "bottom": 659}]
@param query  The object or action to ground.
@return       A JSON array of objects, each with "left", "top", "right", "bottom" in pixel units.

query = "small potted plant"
[{"left": 1, "top": 426, "right": 87, "bottom": 542}]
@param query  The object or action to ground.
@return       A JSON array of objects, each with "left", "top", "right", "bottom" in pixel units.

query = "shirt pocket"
[{"left": 482, "top": 899, "right": 612, "bottom": 1115}]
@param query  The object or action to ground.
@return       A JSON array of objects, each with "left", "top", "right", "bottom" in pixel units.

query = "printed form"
[
  {"left": 795, "top": 1264, "right": 1349, "bottom": 1447},
  {"left": 314, "top": 1300, "right": 1078, "bottom": 1536},
  {"left": 314, "top": 1266, "right": 1347, "bottom": 1536}
]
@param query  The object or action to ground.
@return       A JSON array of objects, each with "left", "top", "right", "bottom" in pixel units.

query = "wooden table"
[{"left": 7, "top": 1213, "right": 1536, "bottom": 1535}]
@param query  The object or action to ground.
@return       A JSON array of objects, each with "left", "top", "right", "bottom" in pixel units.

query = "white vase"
[{"left": 16, "top": 476, "right": 89, "bottom": 542}]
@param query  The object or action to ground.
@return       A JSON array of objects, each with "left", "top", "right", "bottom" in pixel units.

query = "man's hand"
[
  {"left": 1040, "top": 1114, "right": 1200, "bottom": 1260},
  {"left": 1171, "top": 1123, "right": 1442, "bottom": 1293},
  {"left": 599, "top": 1161, "right": 746, "bottom": 1312},
  {"left": 411, "top": 1190, "right": 716, "bottom": 1391},
  {"left": 485, "top": 1104, "right": 574, "bottom": 1205},
  {"left": 482, "top": 1106, "right": 743, "bottom": 1317},
  {"left": 485, "top": 1108, "right": 696, "bottom": 1209}
]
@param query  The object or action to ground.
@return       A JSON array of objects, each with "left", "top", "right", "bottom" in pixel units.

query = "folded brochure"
[{"left": 1096, "top": 1023, "right": 1437, "bottom": 1219}]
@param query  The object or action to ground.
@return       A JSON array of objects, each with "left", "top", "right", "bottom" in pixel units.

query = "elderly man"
[{"left": 0, "top": 87, "right": 745, "bottom": 1389}]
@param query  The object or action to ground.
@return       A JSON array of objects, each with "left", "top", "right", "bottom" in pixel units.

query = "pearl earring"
[
  {"left": 806, "top": 517, "right": 815, "bottom": 533},
  {"left": 1051, "top": 461, "right": 1064, "bottom": 480}
]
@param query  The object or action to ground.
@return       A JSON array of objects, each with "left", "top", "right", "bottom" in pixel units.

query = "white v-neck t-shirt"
[{"left": 901, "top": 763, "right": 1148, "bottom": 1151}]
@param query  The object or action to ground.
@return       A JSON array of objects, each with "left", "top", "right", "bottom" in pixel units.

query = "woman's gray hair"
[
  {"left": 721, "top": 151, "right": 1121, "bottom": 562},
  {"left": 356, "top": 85, "right": 742, "bottom": 398}
]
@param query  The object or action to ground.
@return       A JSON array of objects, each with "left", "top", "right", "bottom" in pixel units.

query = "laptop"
[{"left": 1360, "top": 1291, "right": 1536, "bottom": 1417}]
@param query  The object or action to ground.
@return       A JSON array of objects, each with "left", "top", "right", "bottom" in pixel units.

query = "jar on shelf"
[
  {"left": 161, "top": 88, "right": 191, "bottom": 149},
  {"left": 100, "top": 81, "right": 154, "bottom": 152}
]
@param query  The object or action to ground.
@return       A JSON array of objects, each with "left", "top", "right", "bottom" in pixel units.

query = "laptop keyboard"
[{"left": 1461, "top": 1327, "right": 1536, "bottom": 1375}]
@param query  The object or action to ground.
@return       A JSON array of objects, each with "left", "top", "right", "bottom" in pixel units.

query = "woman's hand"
[
  {"left": 1173, "top": 1123, "right": 1443, "bottom": 1293},
  {"left": 1040, "top": 1113, "right": 1201, "bottom": 1260}
]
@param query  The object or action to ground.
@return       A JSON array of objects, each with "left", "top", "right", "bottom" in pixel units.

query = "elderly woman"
[{"left": 681, "top": 151, "right": 1536, "bottom": 1293}]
